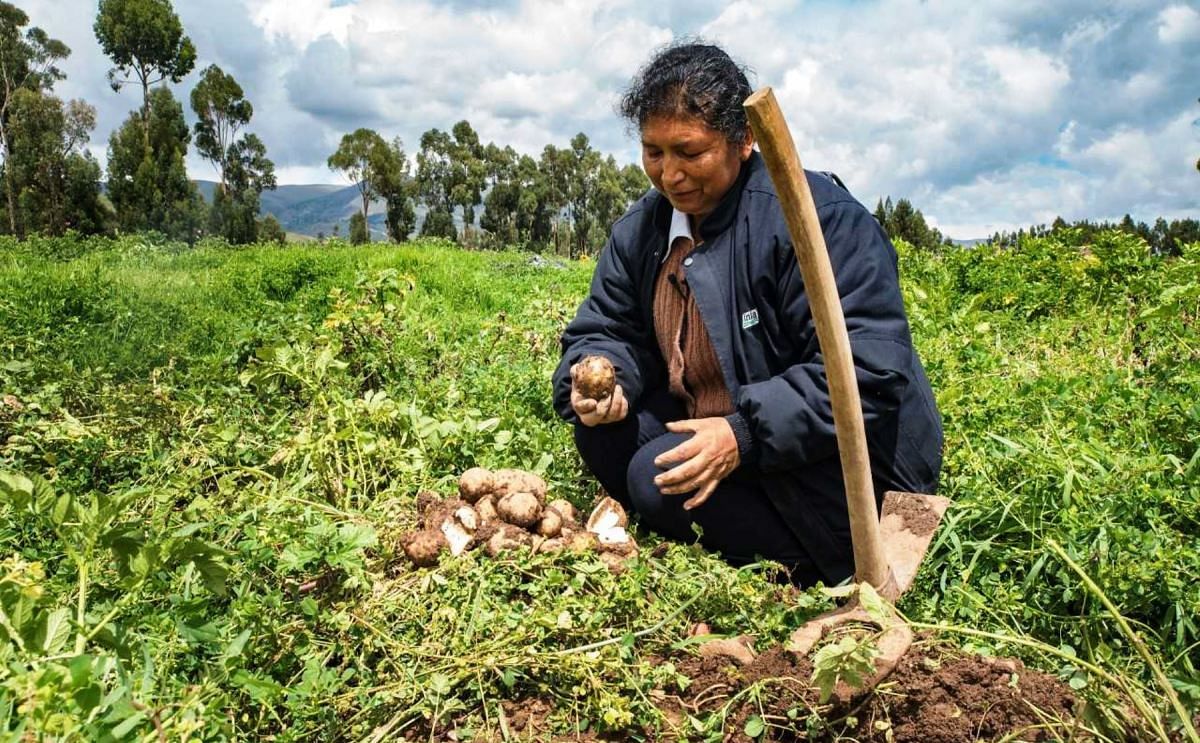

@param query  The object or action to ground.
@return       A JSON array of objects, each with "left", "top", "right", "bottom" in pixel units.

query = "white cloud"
[
  {"left": 981, "top": 45, "right": 1071, "bottom": 111},
  {"left": 250, "top": 0, "right": 358, "bottom": 46},
  {"left": 1157, "top": 4, "right": 1200, "bottom": 44}
]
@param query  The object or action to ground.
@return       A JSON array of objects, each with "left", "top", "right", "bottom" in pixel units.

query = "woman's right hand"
[{"left": 570, "top": 364, "right": 628, "bottom": 426}]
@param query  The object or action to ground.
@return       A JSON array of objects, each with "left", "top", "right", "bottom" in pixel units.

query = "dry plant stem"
[
  {"left": 1046, "top": 538, "right": 1199, "bottom": 743},
  {"left": 909, "top": 621, "right": 1170, "bottom": 743},
  {"left": 553, "top": 583, "right": 707, "bottom": 656},
  {"left": 553, "top": 561, "right": 772, "bottom": 657}
]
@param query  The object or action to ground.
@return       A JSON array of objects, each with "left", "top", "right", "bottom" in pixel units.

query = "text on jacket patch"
[{"left": 741, "top": 309, "right": 760, "bottom": 330}]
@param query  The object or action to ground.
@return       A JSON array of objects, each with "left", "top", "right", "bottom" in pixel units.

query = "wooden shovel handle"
[{"left": 744, "top": 88, "right": 893, "bottom": 593}]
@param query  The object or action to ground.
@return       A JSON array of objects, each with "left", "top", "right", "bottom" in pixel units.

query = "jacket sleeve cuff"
[{"left": 724, "top": 412, "right": 758, "bottom": 465}]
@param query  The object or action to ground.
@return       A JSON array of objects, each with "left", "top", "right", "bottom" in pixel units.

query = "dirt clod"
[{"left": 882, "top": 492, "right": 941, "bottom": 537}]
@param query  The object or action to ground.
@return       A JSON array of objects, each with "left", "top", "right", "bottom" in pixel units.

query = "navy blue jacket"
[{"left": 553, "top": 152, "right": 943, "bottom": 582}]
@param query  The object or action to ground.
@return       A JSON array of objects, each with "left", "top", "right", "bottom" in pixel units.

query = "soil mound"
[{"left": 667, "top": 643, "right": 1077, "bottom": 742}]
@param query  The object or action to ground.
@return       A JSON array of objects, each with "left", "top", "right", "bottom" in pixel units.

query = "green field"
[{"left": 0, "top": 231, "right": 1197, "bottom": 740}]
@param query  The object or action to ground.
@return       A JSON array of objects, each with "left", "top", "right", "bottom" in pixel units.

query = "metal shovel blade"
[{"left": 879, "top": 491, "right": 951, "bottom": 596}]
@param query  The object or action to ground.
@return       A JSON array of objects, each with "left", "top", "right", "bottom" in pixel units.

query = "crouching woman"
[{"left": 552, "top": 42, "right": 943, "bottom": 587}]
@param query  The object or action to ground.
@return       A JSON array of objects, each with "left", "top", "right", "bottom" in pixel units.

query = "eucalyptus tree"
[
  {"left": 192, "top": 65, "right": 274, "bottom": 243},
  {"left": 190, "top": 64, "right": 252, "bottom": 192},
  {"left": 94, "top": 0, "right": 196, "bottom": 147},
  {"left": 213, "top": 133, "right": 275, "bottom": 244},
  {"left": 373, "top": 137, "right": 416, "bottom": 243},
  {"left": 415, "top": 127, "right": 455, "bottom": 239},
  {"left": 0, "top": 2, "right": 69, "bottom": 234},
  {"left": 449, "top": 120, "right": 484, "bottom": 235},
  {"left": 328, "top": 127, "right": 388, "bottom": 241},
  {"left": 106, "top": 86, "right": 203, "bottom": 241},
  {"left": 7, "top": 90, "right": 106, "bottom": 235}
]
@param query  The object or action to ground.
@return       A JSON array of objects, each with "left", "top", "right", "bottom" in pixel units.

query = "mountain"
[{"left": 195, "top": 180, "right": 389, "bottom": 238}]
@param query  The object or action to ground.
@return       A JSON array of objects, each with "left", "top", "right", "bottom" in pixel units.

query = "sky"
[{"left": 21, "top": 0, "right": 1200, "bottom": 238}]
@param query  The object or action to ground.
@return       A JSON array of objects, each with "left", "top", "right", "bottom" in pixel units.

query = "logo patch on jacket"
[{"left": 741, "top": 309, "right": 760, "bottom": 330}]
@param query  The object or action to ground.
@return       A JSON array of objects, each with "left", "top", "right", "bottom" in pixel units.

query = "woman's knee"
[{"left": 626, "top": 433, "right": 695, "bottom": 542}]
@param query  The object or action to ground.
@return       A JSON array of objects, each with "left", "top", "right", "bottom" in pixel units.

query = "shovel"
[{"left": 743, "top": 88, "right": 949, "bottom": 691}]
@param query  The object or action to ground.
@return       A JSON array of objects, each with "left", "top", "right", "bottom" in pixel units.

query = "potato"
[
  {"left": 441, "top": 505, "right": 479, "bottom": 556},
  {"left": 565, "top": 530, "right": 598, "bottom": 553},
  {"left": 497, "top": 491, "right": 542, "bottom": 529},
  {"left": 421, "top": 497, "right": 468, "bottom": 530},
  {"left": 536, "top": 508, "right": 564, "bottom": 538},
  {"left": 491, "top": 469, "right": 547, "bottom": 503},
  {"left": 536, "top": 537, "right": 565, "bottom": 554},
  {"left": 546, "top": 499, "right": 580, "bottom": 527},
  {"left": 458, "top": 467, "right": 494, "bottom": 504},
  {"left": 401, "top": 529, "right": 446, "bottom": 567},
  {"left": 586, "top": 497, "right": 629, "bottom": 533},
  {"left": 485, "top": 524, "right": 532, "bottom": 557},
  {"left": 596, "top": 526, "right": 638, "bottom": 556},
  {"left": 572, "top": 355, "right": 616, "bottom": 400},
  {"left": 475, "top": 494, "right": 499, "bottom": 523}
]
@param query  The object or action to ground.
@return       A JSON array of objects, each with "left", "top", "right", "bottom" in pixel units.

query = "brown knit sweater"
[{"left": 653, "top": 234, "right": 734, "bottom": 418}]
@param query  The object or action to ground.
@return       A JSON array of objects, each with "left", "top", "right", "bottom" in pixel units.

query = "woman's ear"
[{"left": 740, "top": 130, "right": 754, "bottom": 161}]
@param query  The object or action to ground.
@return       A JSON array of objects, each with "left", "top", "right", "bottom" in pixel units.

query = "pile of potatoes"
[{"left": 400, "top": 467, "right": 637, "bottom": 570}]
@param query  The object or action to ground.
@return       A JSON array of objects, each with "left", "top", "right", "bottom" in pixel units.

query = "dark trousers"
[{"left": 573, "top": 389, "right": 823, "bottom": 586}]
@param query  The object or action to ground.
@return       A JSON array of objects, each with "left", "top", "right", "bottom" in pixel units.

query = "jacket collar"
[{"left": 651, "top": 150, "right": 762, "bottom": 242}]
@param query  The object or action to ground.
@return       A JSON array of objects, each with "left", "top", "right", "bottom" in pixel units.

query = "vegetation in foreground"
[{"left": 0, "top": 230, "right": 1198, "bottom": 740}]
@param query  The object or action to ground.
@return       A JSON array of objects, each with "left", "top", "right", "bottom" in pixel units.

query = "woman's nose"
[{"left": 662, "top": 155, "right": 686, "bottom": 186}]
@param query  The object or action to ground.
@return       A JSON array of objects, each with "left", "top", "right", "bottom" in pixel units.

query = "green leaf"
[
  {"left": 857, "top": 582, "right": 889, "bottom": 625},
  {"left": 73, "top": 683, "right": 102, "bottom": 713},
  {"left": 232, "top": 670, "right": 284, "bottom": 701},
  {"left": 110, "top": 711, "right": 146, "bottom": 739},
  {"left": 177, "top": 619, "right": 221, "bottom": 645},
  {"left": 0, "top": 472, "right": 34, "bottom": 509},
  {"left": 531, "top": 452, "right": 553, "bottom": 475},
  {"left": 51, "top": 492, "right": 74, "bottom": 526},
  {"left": 68, "top": 655, "right": 93, "bottom": 687},
  {"left": 41, "top": 607, "right": 71, "bottom": 653},
  {"left": 222, "top": 628, "right": 251, "bottom": 661},
  {"left": 192, "top": 555, "right": 229, "bottom": 596},
  {"left": 337, "top": 523, "right": 377, "bottom": 551},
  {"left": 744, "top": 714, "right": 765, "bottom": 738}
]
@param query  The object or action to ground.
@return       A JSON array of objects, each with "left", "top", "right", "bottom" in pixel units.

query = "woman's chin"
[{"left": 667, "top": 193, "right": 703, "bottom": 213}]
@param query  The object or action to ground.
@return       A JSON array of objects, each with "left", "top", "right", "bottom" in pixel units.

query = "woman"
[{"left": 552, "top": 42, "right": 943, "bottom": 586}]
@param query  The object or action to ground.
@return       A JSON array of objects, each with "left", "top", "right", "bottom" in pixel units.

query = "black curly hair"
[{"left": 618, "top": 40, "right": 754, "bottom": 144}]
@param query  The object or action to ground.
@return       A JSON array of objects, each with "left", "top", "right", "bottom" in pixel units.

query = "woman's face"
[{"left": 640, "top": 114, "right": 753, "bottom": 221}]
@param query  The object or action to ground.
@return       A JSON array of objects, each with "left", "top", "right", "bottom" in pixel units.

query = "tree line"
[
  {"left": 1, "top": 1, "right": 1193, "bottom": 253},
  {"left": 985, "top": 215, "right": 1200, "bottom": 256},
  {"left": 327, "top": 123, "right": 647, "bottom": 255}
]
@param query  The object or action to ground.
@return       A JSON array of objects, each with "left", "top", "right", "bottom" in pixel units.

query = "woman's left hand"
[{"left": 653, "top": 418, "right": 741, "bottom": 510}]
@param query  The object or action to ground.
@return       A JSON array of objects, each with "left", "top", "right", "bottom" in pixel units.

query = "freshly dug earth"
[
  {"left": 663, "top": 642, "right": 1078, "bottom": 742},
  {"left": 402, "top": 642, "right": 1081, "bottom": 742}
]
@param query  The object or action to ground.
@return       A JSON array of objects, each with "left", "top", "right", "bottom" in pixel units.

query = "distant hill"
[{"left": 195, "top": 180, "right": 393, "bottom": 238}]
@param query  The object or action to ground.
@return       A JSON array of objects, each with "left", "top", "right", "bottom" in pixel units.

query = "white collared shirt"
[{"left": 663, "top": 208, "right": 694, "bottom": 264}]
